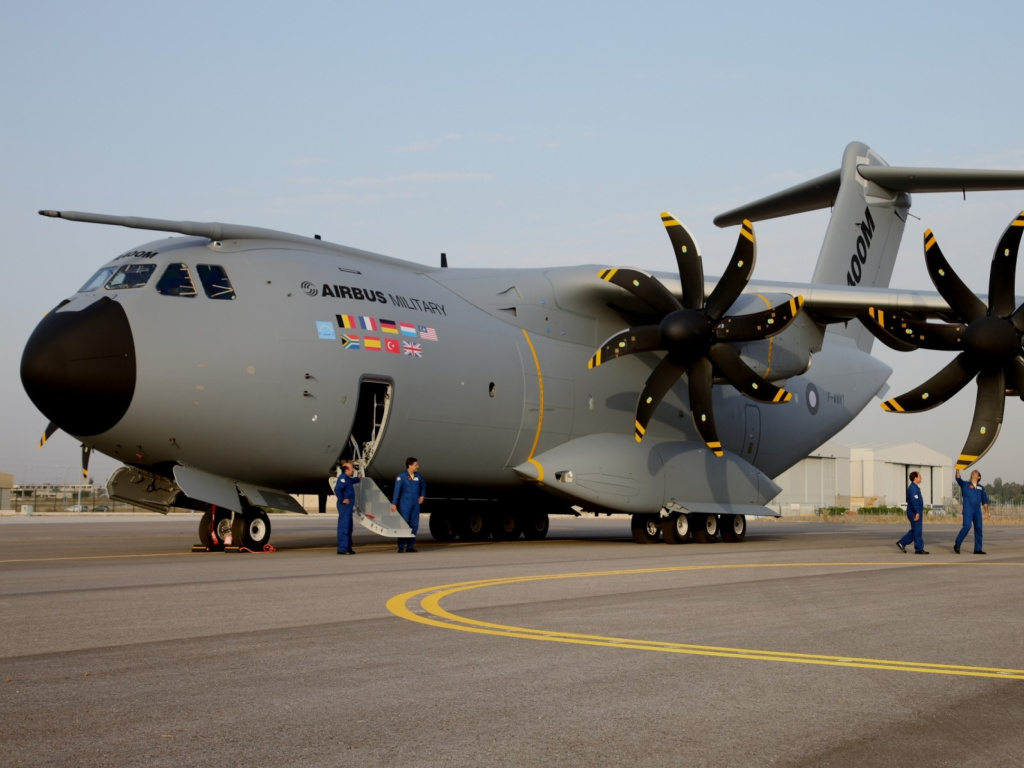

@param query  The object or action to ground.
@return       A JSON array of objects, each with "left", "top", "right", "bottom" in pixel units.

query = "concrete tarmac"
[{"left": 2, "top": 514, "right": 1023, "bottom": 767}]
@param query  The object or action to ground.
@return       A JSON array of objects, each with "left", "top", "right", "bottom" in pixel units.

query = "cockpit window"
[
  {"left": 79, "top": 267, "right": 118, "bottom": 293},
  {"left": 197, "top": 264, "right": 236, "bottom": 300},
  {"left": 105, "top": 263, "right": 156, "bottom": 290},
  {"left": 156, "top": 263, "right": 198, "bottom": 297}
]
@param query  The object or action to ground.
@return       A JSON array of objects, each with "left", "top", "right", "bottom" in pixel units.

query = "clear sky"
[{"left": 2, "top": 1, "right": 1023, "bottom": 486}]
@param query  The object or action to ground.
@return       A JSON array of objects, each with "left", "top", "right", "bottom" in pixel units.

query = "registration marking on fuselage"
[{"left": 387, "top": 562, "right": 1024, "bottom": 680}]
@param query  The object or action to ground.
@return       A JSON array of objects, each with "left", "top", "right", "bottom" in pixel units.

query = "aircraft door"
[
  {"left": 742, "top": 405, "right": 761, "bottom": 463},
  {"left": 337, "top": 378, "right": 393, "bottom": 471}
]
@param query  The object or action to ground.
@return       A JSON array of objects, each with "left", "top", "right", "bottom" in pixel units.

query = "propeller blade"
[
  {"left": 987, "top": 211, "right": 1024, "bottom": 318},
  {"left": 1004, "top": 356, "right": 1024, "bottom": 398},
  {"left": 634, "top": 357, "right": 687, "bottom": 443},
  {"left": 924, "top": 229, "right": 986, "bottom": 323},
  {"left": 863, "top": 308, "right": 965, "bottom": 352},
  {"left": 660, "top": 212, "right": 704, "bottom": 311},
  {"left": 708, "top": 343, "right": 792, "bottom": 403},
  {"left": 880, "top": 353, "right": 979, "bottom": 413},
  {"left": 588, "top": 326, "right": 662, "bottom": 369},
  {"left": 687, "top": 357, "right": 723, "bottom": 456},
  {"left": 39, "top": 421, "right": 59, "bottom": 448},
  {"left": 598, "top": 268, "right": 681, "bottom": 316},
  {"left": 81, "top": 444, "right": 91, "bottom": 481},
  {"left": 715, "top": 296, "right": 805, "bottom": 343},
  {"left": 859, "top": 311, "right": 919, "bottom": 352},
  {"left": 955, "top": 369, "right": 1006, "bottom": 470},
  {"left": 704, "top": 220, "right": 756, "bottom": 321}
]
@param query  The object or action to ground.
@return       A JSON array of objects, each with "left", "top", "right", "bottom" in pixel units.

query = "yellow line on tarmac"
[
  {"left": 0, "top": 552, "right": 195, "bottom": 564},
  {"left": 386, "top": 563, "right": 1024, "bottom": 680}
]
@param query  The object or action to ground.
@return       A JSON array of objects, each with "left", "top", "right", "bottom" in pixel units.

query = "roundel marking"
[{"left": 806, "top": 382, "right": 819, "bottom": 415}]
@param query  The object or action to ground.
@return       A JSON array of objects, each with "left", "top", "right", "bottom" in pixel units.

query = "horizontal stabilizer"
[{"left": 715, "top": 164, "right": 1024, "bottom": 227}]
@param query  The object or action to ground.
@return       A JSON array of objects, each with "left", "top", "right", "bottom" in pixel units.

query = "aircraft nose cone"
[{"left": 20, "top": 297, "right": 136, "bottom": 436}]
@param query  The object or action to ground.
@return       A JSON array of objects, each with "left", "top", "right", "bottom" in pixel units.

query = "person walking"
[
  {"left": 954, "top": 467, "right": 989, "bottom": 555},
  {"left": 897, "top": 471, "right": 928, "bottom": 554},
  {"left": 334, "top": 462, "right": 360, "bottom": 554},
  {"left": 391, "top": 457, "right": 425, "bottom": 553}
]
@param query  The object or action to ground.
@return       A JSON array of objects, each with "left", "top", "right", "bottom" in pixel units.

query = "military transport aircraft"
[{"left": 20, "top": 142, "right": 1024, "bottom": 549}]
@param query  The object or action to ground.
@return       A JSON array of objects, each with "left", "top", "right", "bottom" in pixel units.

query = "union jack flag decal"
[{"left": 402, "top": 341, "right": 423, "bottom": 357}]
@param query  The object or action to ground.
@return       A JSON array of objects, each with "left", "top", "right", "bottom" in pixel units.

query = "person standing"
[
  {"left": 897, "top": 471, "right": 928, "bottom": 554},
  {"left": 954, "top": 467, "right": 989, "bottom": 555},
  {"left": 391, "top": 457, "right": 425, "bottom": 553},
  {"left": 334, "top": 462, "right": 360, "bottom": 554}
]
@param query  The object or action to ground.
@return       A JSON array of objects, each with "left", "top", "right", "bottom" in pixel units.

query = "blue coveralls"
[
  {"left": 335, "top": 473, "right": 360, "bottom": 553},
  {"left": 392, "top": 471, "right": 426, "bottom": 551},
  {"left": 955, "top": 476, "right": 988, "bottom": 552},
  {"left": 898, "top": 481, "right": 925, "bottom": 552}
]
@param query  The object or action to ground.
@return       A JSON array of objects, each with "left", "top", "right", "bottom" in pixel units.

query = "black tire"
[
  {"left": 235, "top": 508, "right": 272, "bottom": 550},
  {"left": 522, "top": 511, "right": 550, "bottom": 540},
  {"left": 454, "top": 510, "right": 489, "bottom": 541},
  {"left": 719, "top": 514, "right": 747, "bottom": 543},
  {"left": 198, "top": 508, "right": 233, "bottom": 550},
  {"left": 631, "top": 513, "right": 661, "bottom": 544},
  {"left": 690, "top": 513, "right": 719, "bottom": 544},
  {"left": 490, "top": 510, "right": 522, "bottom": 541},
  {"left": 662, "top": 512, "right": 691, "bottom": 544},
  {"left": 428, "top": 510, "right": 457, "bottom": 542}
]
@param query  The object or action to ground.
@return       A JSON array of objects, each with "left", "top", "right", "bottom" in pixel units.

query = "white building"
[
  {"left": 771, "top": 441, "right": 851, "bottom": 514},
  {"left": 849, "top": 442, "right": 952, "bottom": 510},
  {"left": 770, "top": 441, "right": 952, "bottom": 514}
]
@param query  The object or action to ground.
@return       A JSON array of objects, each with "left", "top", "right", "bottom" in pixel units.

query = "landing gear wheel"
[
  {"left": 690, "top": 513, "right": 719, "bottom": 543},
  {"left": 662, "top": 512, "right": 691, "bottom": 544},
  {"left": 522, "top": 511, "right": 550, "bottom": 540},
  {"left": 490, "top": 511, "right": 522, "bottom": 541},
  {"left": 454, "top": 510, "right": 489, "bottom": 541},
  {"left": 235, "top": 508, "right": 272, "bottom": 550},
  {"left": 719, "top": 514, "right": 747, "bottom": 543},
  {"left": 198, "top": 508, "right": 232, "bottom": 550},
  {"left": 428, "top": 510, "right": 457, "bottom": 542},
  {"left": 631, "top": 513, "right": 661, "bottom": 544}
]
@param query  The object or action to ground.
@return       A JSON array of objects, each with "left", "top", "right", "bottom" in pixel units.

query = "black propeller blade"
[
  {"left": 39, "top": 421, "right": 59, "bottom": 448},
  {"left": 874, "top": 210, "right": 1024, "bottom": 469},
  {"left": 591, "top": 214, "right": 803, "bottom": 453},
  {"left": 81, "top": 444, "right": 92, "bottom": 482}
]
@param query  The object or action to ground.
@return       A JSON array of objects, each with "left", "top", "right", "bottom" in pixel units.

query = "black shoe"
[
  {"left": 954, "top": 545, "right": 960, "bottom": 554},
  {"left": 974, "top": 550, "right": 987, "bottom": 555},
  {"left": 397, "top": 549, "right": 405, "bottom": 553},
  {"left": 406, "top": 547, "right": 418, "bottom": 553},
  {"left": 345, "top": 550, "right": 356, "bottom": 555},
  {"left": 915, "top": 550, "right": 930, "bottom": 555},
  {"left": 896, "top": 541, "right": 907, "bottom": 553}
]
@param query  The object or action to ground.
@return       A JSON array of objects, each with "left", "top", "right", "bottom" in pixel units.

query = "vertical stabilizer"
[{"left": 811, "top": 142, "right": 910, "bottom": 351}]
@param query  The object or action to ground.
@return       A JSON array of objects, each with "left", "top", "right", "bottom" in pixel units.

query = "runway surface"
[{"left": 2, "top": 514, "right": 1023, "bottom": 767}]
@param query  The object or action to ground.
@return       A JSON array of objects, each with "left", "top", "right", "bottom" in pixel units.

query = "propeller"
[
  {"left": 866, "top": 211, "right": 1024, "bottom": 470},
  {"left": 37, "top": 420, "right": 93, "bottom": 481},
  {"left": 589, "top": 214, "right": 805, "bottom": 454}
]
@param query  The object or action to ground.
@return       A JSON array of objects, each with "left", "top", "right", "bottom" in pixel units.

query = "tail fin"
[{"left": 715, "top": 141, "right": 1024, "bottom": 352}]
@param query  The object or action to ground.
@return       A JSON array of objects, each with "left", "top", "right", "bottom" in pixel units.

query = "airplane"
[{"left": 20, "top": 142, "right": 1024, "bottom": 550}]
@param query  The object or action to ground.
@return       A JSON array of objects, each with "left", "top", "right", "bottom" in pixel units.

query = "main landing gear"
[
  {"left": 427, "top": 508, "right": 549, "bottom": 543},
  {"left": 197, "top": 504, "right": 273, "bottom": 551},
  {"left": 630, "top": 512, "right": 747, "bottom": 545}
]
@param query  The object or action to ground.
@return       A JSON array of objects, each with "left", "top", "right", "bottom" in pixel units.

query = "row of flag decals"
[{"left": 316, "top": 315, "right": 437, "bottom": 357}]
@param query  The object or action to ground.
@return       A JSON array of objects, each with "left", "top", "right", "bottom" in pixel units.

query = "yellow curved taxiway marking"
[{"left": 387, "top": 563, "right": 1024, "bottom": 680}]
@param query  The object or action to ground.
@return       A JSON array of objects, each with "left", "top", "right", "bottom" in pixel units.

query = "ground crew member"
[
  {"left": 897, "top": 471, "right": 928, "bottom": 554},
  {"left": 391, "top": 457, "right": 425, "bottom": 553},
  {"left": 335, "top": 462, "right": 360, "bottom": 554},
  {"left": 954, "top": 467, "right": 989, "bottom": 555}
]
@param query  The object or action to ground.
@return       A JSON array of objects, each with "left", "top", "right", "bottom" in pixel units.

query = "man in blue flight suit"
[
  {"left": 391, "top": 457, "right": 425, "bottom": 553},
  {"left": 897, "top": 471, "right": 928, "bottom": 554},
  {"left": 954, "top": 467, "right": 989, "bottom": 555},
  {"left": 335, "top": 462, "right": 360, "bottom": 554}
]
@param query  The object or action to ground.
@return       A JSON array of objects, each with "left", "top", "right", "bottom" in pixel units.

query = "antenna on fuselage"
[{"left": 441, "top": 252, "right": 448, "bottom": 268}]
